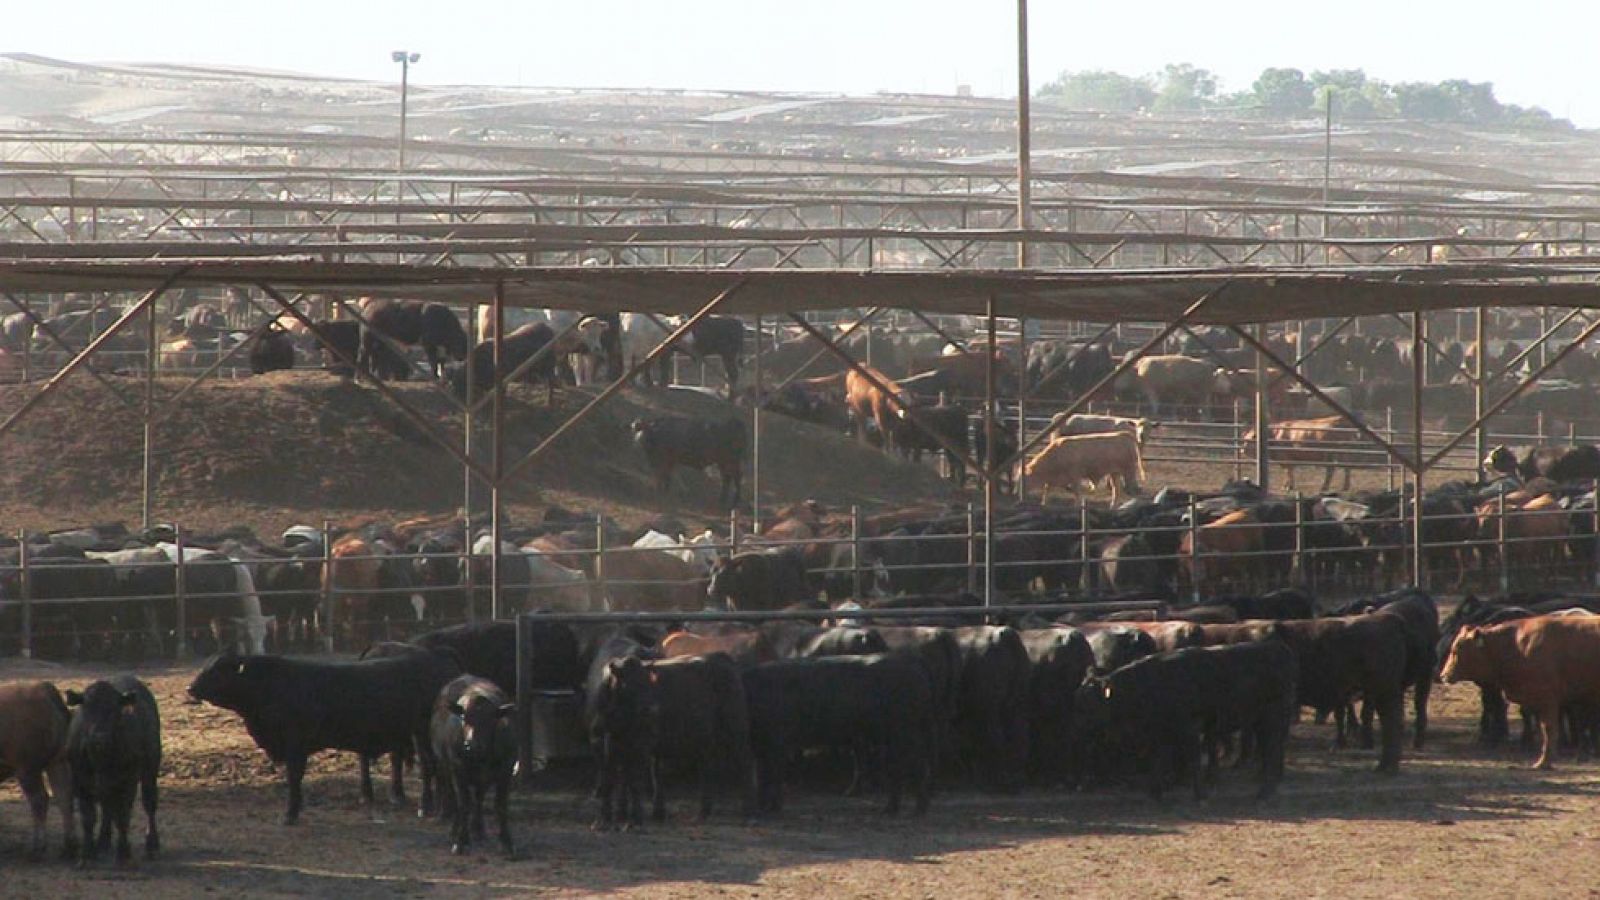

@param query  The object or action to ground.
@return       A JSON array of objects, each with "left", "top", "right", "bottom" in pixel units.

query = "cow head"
[
  {"left": 1482, "top": 445, "right": 1518, "bottom": 479},
  {"left": 66, "top": 680, "right": 141, "bottom": 764},
  {"left": 595, "top": 656, "right": 659, "bottom": 740},
  {"left": 447, "top": 690, "right": 515, "bottom": 764},
  {"left": 1439, "top": 626, "right": 1485, "bottom": 684},
  {"left": 187, "top": 650, "right": 256, "bottom": 710}
]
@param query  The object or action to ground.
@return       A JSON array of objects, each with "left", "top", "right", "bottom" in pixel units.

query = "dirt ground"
[{"left": 4, "top": 659, "right": 1600, "bottom": 899}]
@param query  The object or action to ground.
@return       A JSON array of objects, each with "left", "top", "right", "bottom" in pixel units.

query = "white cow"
[{"left": 154, "top": 542, "right": 273, "bottom": 654}]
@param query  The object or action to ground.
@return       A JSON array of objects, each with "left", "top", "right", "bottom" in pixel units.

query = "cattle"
[
  {"left": 742, "top": 653, "right": 934, "bottom": 816},
  {"left": 1095, "top": 533, "right": 1165, "bottom": 596},
  {"left": 1082, "top": 625, "right": 1159, "bottom": 675},
  {"left": 1179, "top": 508, "right": 1265, "bottom": 596},
  {"left": 842, "top": 366, "right": 913, "bottom": 452},
  {"left": 1050, "top": 413, "right": 1154, "bottom": 445},
  {"left": 360, "top": 299, "right": 470, "bottom": 380},
  {"left": 1475, "top": 492, "right": 1569, "bottom": 581},
  {"left": 1485, "top": 444, "right": 1600, "bottom": 485},
  {"left": 1019, "top": 627, "right": 1095, "bottom": 784},
  {"left": 1075, "top": 641, "right": 1297, "bottom": 800},
  {"left": 187, "top": 649, "right": 460, "bottom": 824},
  {"left": 453, "top": 322, "right": 585, "bottom": 404},
  {"left": 660, "top": 628, "right": 777, "bottom": 666},
  {"left": 1214, "top": 589, "right": 1317, "bottom": 622},
  {"left": 462, "top": 537, "right": 591, "bottom": 615},
  {"left": 414, "top": 620, "right": 583, "bottom": 696},
  {"left": 1364, "top": 590, "right": 1440, "bottom": 750},
  {"left": 1195, "top": 621, "right": 1286, "bottom": 647},
  {"left": 64, "top": 675, "right": 161, "bottom": 864},
  {"left": 1022, "top": 431, "right": 1144, "bottom": 506},
  {"left": 1123, "top": 355, "right": 1235, "bottom": 417},
  {"left": 602, "top": 549, "right": 707, "bottom": 613},
  {"left": 323, "top": 533, "right": 383, "bottom": 649},
  {"left": 663, "top": 315, "right": 745, "bottom": 399},
  {"left": 247, "top": 324, "right": 296, "bottom": 375},
  {"left": 798, "top": 626, "right": 888, "bottom": 658},
  {"left": 1278, "top": 615, "right": 1410, "bottom": 773},
  {"left": 707, "top": 548, "right": 810, "bottom": 611},
  {"left": 591, "top": 653, "right": 753, "bottom": 829},
  {"left": 1442, "top": 615, "right": 1600, "bottom": 769},
  {"left": 1244, "top": 416, "right": 1361, "bottom": 492},
  {"left": 0, "top": 681, "right": 75, "bottom": 860},
  {"left": 430, "top": 675, "right": 515, "bottom": 856},
  {"left": 631, "top": 417, "right": 745, "bottom": 511},
  {"left": 952, "top": 625, "right": 1031, "bottom": 792}
]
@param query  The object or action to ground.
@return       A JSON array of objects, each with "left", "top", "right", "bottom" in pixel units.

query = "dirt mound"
[{"left": 0, "top": 371, "right": 959, "bottom": 535}]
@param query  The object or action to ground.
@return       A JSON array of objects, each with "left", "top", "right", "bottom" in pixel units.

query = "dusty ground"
[{"left": 4, "top": 659, "right": 1600, "bottom": 899}]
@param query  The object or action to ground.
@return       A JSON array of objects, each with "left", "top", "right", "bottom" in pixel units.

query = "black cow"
[
  {"left": 1367, "top": 589, "right": 1440, "bottom": 750},
  {"left": 414, "top": 620, "right": 583, "bottom": 696},
  {"left": 584, "top": 634, "right": 657, "bottom": 829},
  {"left": 187, "top": 649, "right": 460, "bottom": 824},
  {"left": 1485, "top": 444, "right": 1600, "bottom": 484},
  {"left": 64, "top": 675, "right": 161, "bottom": 864},
  {"left": 362, "top": 300, "right": 470, "bottom": 380},
  {"left": 662, "top": 315, "right": 744, "bottom": 399},
  {"left": 1278, "top": 615, "right": 1410, "bottom": 773},
  {"left": 632, "top": 416, "right": 745, "bottom": 510},
  {"left": 1216, "top": 589, "right": 1317, "bottom": 622},
  {"left": 247, "top": 325, "right": 296, "bottom": 375},
  {"left": 430, "top": 675, "right": 515, "bottom": 856},
  {"left": 453, "top": 322, "right": 573, "bottom": 403},
  {"left": 952, "top": 626, "right": 1030, "bottom": 792},
  {"left": 707, "top": 548, "right": 809, "bottom": 611},
  {"left": 798, "top": 627, "right": 887, "bottom": 658},
  {"left": 1083, "top": 625, "right": 1158, "bottom": 675},
  {"left": 1019, "top": 626, "right": 1095, "bottom": 784},
  {"left": 874, "top": 626, "right": 963, "bottom": 766},
  {"left": 1075, "top": 641, "right": 1297, "bottom": 800},
  {"left": 742, "top": 653, "right": 934, "bottom": 816},
  {"left": 310, "top": 319, "right": 406, "bottom": 379}
]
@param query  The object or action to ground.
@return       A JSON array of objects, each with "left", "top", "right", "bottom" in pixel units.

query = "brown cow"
[
  {"left": 1243, "top": 416, "right": 1360, "bottom": 492},
  {"left": 1121, "top": 620, "right": 1205, "bottom": 652},
  {"left": 1021, "top": 431, "right": 1144, "bottom": 506},
  {"left": 660, "top": 629, "right": 777, "bottom": 665},
  {"left": 602, "top": 549, "right": 705, "bottom": 612},
  {"left": 1178, "top": 508, "right": 1264, "bottom": 595},
  {"left": 324, "top": 533, "right": 382, "bottom": 649},
  {"left": 1441, "top": 615, "right": 1600, "bottom": 769},
  {"left": 1122, "top": 355, "right": 1236, "bottom": 417},
  {"left": 0, "top": 681, "right": 75, "bottom": 860},
  {"left": 1475, "top": 492, "right": 1568, "bottom": 579},
  {"left": 844, "top": 366, "right": 915, "bottom": 452}
]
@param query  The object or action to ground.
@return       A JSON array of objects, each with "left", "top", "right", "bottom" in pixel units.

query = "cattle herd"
[{"left": 10, "top": 584, "right": 1600, "bottom": 865}]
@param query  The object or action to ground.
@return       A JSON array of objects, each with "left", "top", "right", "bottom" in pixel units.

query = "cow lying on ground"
[
  {"left": 187, "top": 649, "right": 460, "bottom": 824},
  {"left": 1021, "top": 431, "right": 1145, "bottom": 506},
  {"left": 0, "top": 681, "right": 76, "bottom": 860},
  {"left": 65, "top": 675, "right": 161, "bottom": 864}
]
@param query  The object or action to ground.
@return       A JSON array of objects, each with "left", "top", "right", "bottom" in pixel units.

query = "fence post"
[
  {"left": 174, "top": 526, "right": 189, "bottom": 659},
  {"left": 17, "top": 531, "right": 30, "bottom": 660},
  {"left": 1591, "top": 500, "right": 1600, "bottom": 590},
  {"left": 1078, "top": 504, "right": 1091, "bottom": 594},
  {"left": 1497, "top": 493, "right": 1509, "bottom": 594},
  {"left": 966, "top": 502, "right": 978, "bottom": 596},
  {"left": 592, "top": 516, "right": 609, "bottom": 613},
  {"left": 462, "top": 516, "right": 476, "bottom": 624},
  {"left": 1386, "top": 407, "right": 1396, "bottom": 491},
  {"left": 850, "top": 505, "right": 864, "bottom": 600},
  {"left": 1293, "top": 492, "right": 1306, "bottom": 588},
  {"left": 1187, "top": 496, "right": 1200, "bottom": 604},
  {"left": 729, "top": 510, "right": 741, "bottom": 558},
  {"left": 320, "top": 519, "right": 334, "bottom": 654},
  {"left": 1232, "top": 398, "right": 1243, "bottom": 481}
]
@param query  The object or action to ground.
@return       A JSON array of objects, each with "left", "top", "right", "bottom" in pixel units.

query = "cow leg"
[
  {"left": 1319, "top": 466, "right": 1334, "bottom": 493},
  {"left": 141, "top": 766, "right": 160, "bottom": 858},
  {"left": 471, "top": 778, "right": 488, "bottom": 841},
  {"left": 388, "top": 751, "right": 408, "bottom": 807},
  {"left": 1413, "top": 678, "right": 1432, "bottom": 750},
  {"left": 284, "top": 753, "right": 308, "bottom": 826},
  {"left": 723, "top": 353, "right": 739, "bottom": 399},
  {"left": 1375, "top": 692, "right": 1403, "bottom": 775},
  {"left": 112, "top": 786, "right": 135, "bottom": 865},
  {"left": 450, "top": 772, "right": 472, "bottom": 854},
  {"left": 496, "top": 773, "right": 514, "bottom": 855},
  {"left": 358, "top": 755, "right": 375, "bottom": 807},
  {"left": 1533, "top": 703, "right": 1561, "bottom": 769},
  {"left": 416, "top": 737, "right": 438, "bottom": 818},
  {"left": 1478, "top": 685, "right": 1509, "bottom": 745},
  {"left": 593, "top": 745, "right": 617, "bottom": 831},
  {"left": 72, "top": 781, "right": 96, "bottom": 864}
]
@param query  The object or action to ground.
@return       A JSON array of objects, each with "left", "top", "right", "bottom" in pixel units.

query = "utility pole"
[{"left": 392, "top": 50, "right": 421, "bottom": 172}]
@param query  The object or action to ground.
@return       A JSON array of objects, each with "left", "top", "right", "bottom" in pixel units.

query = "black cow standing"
[
  {"left": 661, "top": 315, "right": 744, "bottom": 399},
  {"left": 430, "top": 675, "right": 516, "bottom": 857},
  {"left": 187, "top": 650, "right": 460, "bottom": 824},
  {"left": 65, "top": 675, "right": 161, "bottom": 864},
  {"left": 361, "top": 300, "right": 470, "bottom": 380},
  {"left": 632, "top": 416, "right": 745, "bottom": 510},
  {"left": 248, "top": 324, "right": 296, "bottom": 375},
  {"left": 707, "top": 549, "right": 810, "bottom": 610},
  {"left": 453, "top": 322, "right": 574, "bottom": 404}
]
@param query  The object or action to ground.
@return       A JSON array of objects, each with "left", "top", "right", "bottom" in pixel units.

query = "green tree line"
[{"left": 1036, "top": 65, "right": 1572, "bottom": 130}]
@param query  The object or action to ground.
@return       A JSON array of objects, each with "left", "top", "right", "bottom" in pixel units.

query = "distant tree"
[
  {"left": 1036, "top": 70, "right": 1155, "bottom": 112},
  {"left": 1252, "top": 67, "right": 1314, "bottom": 115},
  {"left": 1310, "top": 69, "right": 1394, "bottom": 119},
  {"left": 1151, "top": 63, "right": 1219, "bottom": 113}
]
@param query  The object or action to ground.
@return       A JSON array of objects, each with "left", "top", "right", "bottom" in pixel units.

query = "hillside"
[{"left": 0, "top": 371, "right": 959, "bottom": 536}]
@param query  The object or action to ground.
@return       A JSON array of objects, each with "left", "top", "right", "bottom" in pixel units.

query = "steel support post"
[
  {"left": 1254, "top": 323, "right": 1269, "bottom": 491},
  {"left": 1016, "top": 316, "right": 1028, "bottom": 497},
  {"left": 752, "top": 314, "right": 763, "bottom": 529},
  {"left": 983, "top": 297, "right": 999, "bottom": 608},
  {"left": 491, "top": 282, "right": 504, "bottom": 621},
  {"left": 1474, "top": 306, "right": 1487, "bottom": 476},
  {"left": 142, "top": 297, "right": 156, "bottom": 530},
  {"left": 1411, "top": 311, "right": 1425, "bottom": 588}
]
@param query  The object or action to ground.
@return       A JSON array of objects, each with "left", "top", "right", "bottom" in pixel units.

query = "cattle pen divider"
[{"left": 510, "top": 598, "right": 1170, "bottom": 781}]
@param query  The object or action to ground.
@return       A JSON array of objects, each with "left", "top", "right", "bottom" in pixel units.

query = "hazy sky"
[{"left": 11, "top": 1, "right": 1599, "bottom": 125}]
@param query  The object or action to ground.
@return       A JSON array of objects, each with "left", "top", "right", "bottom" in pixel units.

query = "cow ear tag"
[
  {"left": 1103, "top": 684, "right": 1113, "bottom": 700},
  {"left": 649, "top": 671, "right": 660, "bottom": 685}
]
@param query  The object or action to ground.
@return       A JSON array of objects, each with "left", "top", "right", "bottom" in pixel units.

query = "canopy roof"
[{"left": 2, "top": 257, "right": 1598, "bottom": 324}]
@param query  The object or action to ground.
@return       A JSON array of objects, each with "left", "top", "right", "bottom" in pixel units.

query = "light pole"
[{"left": 392, "top": 50, "right": 420, "bottom": 171}]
